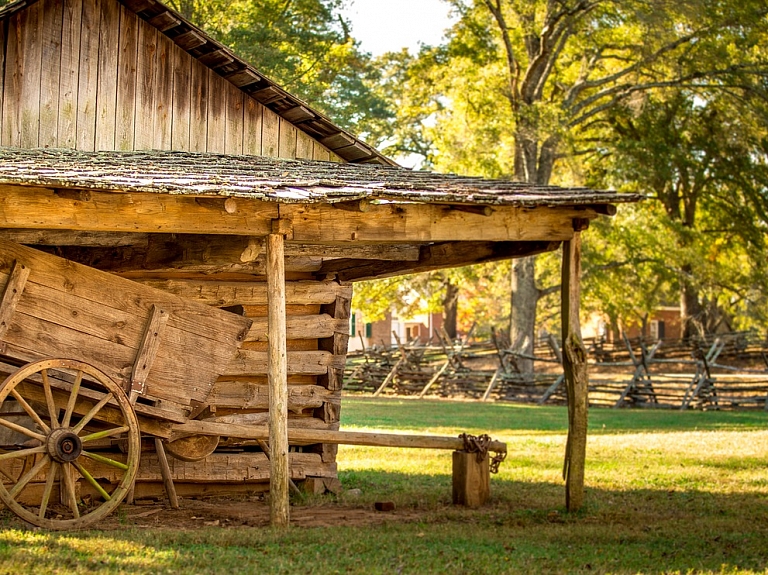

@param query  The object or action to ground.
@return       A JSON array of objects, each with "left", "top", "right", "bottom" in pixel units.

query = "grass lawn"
[{"left": 1, "top": 397, "right": 767, "bottom": 574}]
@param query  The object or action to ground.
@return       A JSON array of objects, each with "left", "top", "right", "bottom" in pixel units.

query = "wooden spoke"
[
  {"left": 72, "top": 461, "right": 111, "bottom": 502},
  {"left": 8, "top": 454, "right": 49, "bottom": 500},
  {"left": 0, "top": 416, "right": 46, "bottom": 442},
  {"left": 39, "top": 461, "right": 59, "bottom": 519},
  {"left": 81, "top": 451, "right": 129, "bottom": 471},
  {"left": 72, "top": 393, "right": 113, "bottom": 434},
  {"left": 80, "top": 426, "right": 130, "bottom": 443},
  {"left": 0, "top": 359, "right": 140, "bottom": 529},
  {"left": 9, "top": 389, "right": 50, "bottom": 434},
  {"left": 0, "top": 445, "right": 46, "bottom": 463},
  {"left": 61, "top": 370, "right": 83, "bottom": 428},
  {"left": 41, "top": 369, "right": 60, "bottom": 429},
  {"left": 60, "top": 462, "right": 80, "bottom": 519}
]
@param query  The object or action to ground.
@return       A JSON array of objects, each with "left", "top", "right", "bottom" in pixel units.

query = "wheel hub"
[{"left": 46, "top": 428, "right": 83, "bottom": 463}]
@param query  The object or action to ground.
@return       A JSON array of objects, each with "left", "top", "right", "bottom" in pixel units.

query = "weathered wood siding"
[
  {"left": 0, "top": 0, "right": 342, "bottom": 161},
  {"left": 130, "top": 275, "right": 350, "bottom": 481}
]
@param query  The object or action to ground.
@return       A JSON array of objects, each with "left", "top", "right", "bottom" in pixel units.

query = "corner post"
[
  {"left": 561, "top": 230, "right": 588, "bottom": 511},
  {"left": 267, "top": 219, "right": 291, "bottom": 528}
]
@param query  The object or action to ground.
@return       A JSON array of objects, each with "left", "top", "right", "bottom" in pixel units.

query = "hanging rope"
[{"left": 459, "top": 433, "right": 507, "bottom": 474}]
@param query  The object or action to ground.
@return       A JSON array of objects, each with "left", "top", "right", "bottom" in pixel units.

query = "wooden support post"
[
  {"left": 154, "top": 438, "right": 179, "bottom": 509},
  {"left": 452, "top": 451, "right": 490, "bottom": 508},
  {"left": 561, "top": 232, "right": 588, "bottom": 512},
  {"left": 267, "top": 228, "right": 290, "bottom": 528}
]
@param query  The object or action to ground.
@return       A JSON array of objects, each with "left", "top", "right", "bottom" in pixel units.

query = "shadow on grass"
[{"left": 0, "top": 472, "right": 766, "bottom": 574}]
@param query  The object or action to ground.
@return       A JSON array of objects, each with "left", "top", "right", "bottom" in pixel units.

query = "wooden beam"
[
  {"left": 561, "top": 232, "right": 588, "bottom": 512},
  {"left": 170, "top": 421, "right": 507, "bottom": 454},
  {"left": 0, "top": 229, "right": 150, "bottom": 247},
  {"left": 135, "top": 278, "right": 350, "bottom": 307},
  {"left": 326, "top": 241, "right": 561, "bottom": 282},
  {"left": 267, "top": 231, "right": 289, "bottom": 528},
  {"left": 0, "top": 185, "right": 595, "bottom": 242}
]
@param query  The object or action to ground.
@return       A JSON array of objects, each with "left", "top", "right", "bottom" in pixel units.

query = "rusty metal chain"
[{"left": 459, "top": 433, "right": 506, "bottom": 474}]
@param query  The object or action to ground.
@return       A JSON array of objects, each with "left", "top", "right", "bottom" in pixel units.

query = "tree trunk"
[
  {"left": 680, "top": 264, "right": 704, "bottom": 340},
  {"left": 443, "top": 280, "right": 459, "bottom": 340},
  {"left": 509, "top": 256, "right": 537, "bottom": 375}
]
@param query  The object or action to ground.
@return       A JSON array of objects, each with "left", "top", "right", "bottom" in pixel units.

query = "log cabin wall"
[
  {"left": 0, "top": 0, "right": 342, "bottom": 161},
  {"left": 124, "top": 273, "right": 351, "bottom": 494}
]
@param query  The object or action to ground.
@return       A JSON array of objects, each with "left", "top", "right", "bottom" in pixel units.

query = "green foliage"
[{"left": 166, "top": 0, "right": 392, "bottom": 138}]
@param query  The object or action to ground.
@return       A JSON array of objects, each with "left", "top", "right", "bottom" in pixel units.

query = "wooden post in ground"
[
  {"left": 561, "top": 231, "right": 589, "bottom": 512},
  {"left": 452, "top": 451, "right": 490, "bottom": 507},
  {"left": 267, "top": 224, "right": 289, "bottom": 528}
]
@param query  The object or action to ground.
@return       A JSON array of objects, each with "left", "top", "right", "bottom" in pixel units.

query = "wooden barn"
[{"left": 0, "top": 0, "right": 640, "bottom": 527}]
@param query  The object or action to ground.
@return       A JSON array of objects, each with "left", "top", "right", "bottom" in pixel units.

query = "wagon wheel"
[{"left": 0, "top": 359, "right": 141, "bottom": 530}]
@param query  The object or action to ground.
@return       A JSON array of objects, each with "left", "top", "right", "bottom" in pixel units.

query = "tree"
[
  {"left": 588, "top": 90, "right": 768, "bottom": 337},
  {"left": 167, "top": 0, "right": 392, "bottom": 138},
  {"left": 377, "top": 0, "right": 768, "bottom": 356}
]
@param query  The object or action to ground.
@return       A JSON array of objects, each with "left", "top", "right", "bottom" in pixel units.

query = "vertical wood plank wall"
[{"left": 0, "top": 0, "right": 342, "bottom": 162}]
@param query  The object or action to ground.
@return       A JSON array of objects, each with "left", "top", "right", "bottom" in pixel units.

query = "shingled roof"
[{"left": 0, "top": 147, "right": 643, "bottom": 207}]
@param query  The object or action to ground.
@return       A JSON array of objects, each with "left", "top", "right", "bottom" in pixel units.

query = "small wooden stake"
[
  {"left": 561, "top": 232, "right": 588, "bottom": 512},
  {"left": 452, "top": 451, "right": 489, "bottom": 508},
  {"left": 154, "top": 438, "right": 179, "bottom": 509},
  {"left": 267, "top": 230, "right": 290, "bottom": 528}
]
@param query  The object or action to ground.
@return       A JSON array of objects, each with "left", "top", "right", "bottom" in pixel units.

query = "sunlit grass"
[{"left": 0, "top": 397, "right": 766, "bottom": 574}]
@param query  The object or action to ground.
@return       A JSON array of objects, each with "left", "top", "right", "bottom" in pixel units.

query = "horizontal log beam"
[
  {"left": 0, "top": 230, "right": 423, "bottom": 261},
  {"left": 169, "top": 421, "right": 508, "bottom": 453},
  {"left": 136, "top": 279, "right": 351, "bottom": 307},
  {"left": 0, "top": 185, "right": 596, "bottom": 242},
  {"left": 329, "top": 241, "right": 561, "bottom": 282}
]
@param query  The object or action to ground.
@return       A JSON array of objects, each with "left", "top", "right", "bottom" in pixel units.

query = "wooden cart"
[{"left": 0, "top": 240, "right": 252, "bottom": 529}]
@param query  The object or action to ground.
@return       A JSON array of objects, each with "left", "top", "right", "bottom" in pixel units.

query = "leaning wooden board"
[{"left": 0, "top": 239, "right": 252, "bottom": 410}]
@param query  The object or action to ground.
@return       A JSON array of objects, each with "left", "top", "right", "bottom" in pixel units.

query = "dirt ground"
[{"left": 93, "top": 497, "right": 424, "bottom": 530}]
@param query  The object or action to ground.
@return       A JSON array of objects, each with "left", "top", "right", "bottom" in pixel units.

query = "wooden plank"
[
  {"left": 261, "top": 106, "right": 279, "bottom": 157},
  {"left": 561, "top": 233, "right": 588, "bottom": 512},
  {"left": 243, "top": 97, "right": 263, "bottom": 155},
  {"left": 2, "top": 12, "right": 22, "bottom": 146},
  {"left": 58, "top": 0, "right": 83, "bottom": 148},
  {"left": 296, "top": 131, "right": 314, "bottom": 160},
  {"left": 138, "top": 278, "right": 349, "bottom": 306},
  {"left": 224, "top": 81, "right": 243, "bottom": 154},
  {"left": 312, "top": 141, "right": 331, "bottom": 162},
  {"left": 227, "top": 350, "right": 341, "bottom": 376},
  {"left": 0, "top": 229, "right": 149, "bottom": 247},
  {"left": 152, "top": 31, "right": 173, "bottom": 150},
  {"left": 0, "top": 244, "right": 250, "bottom": 350},
  {"left": 245, "top": 315, "right": 345, "bottom": 341},
  {"left": 133, "top": 20, "right": 156, "bottom": 150},
  {"left": 95, "top": 0, "right": 120, "bottom": 150},
  {"left": 19, "top": 0, "right": 43, "bottom": 148},
  {"left": 115, "top": 4, "right": 138, "bottom": 151},
  {"left": 170, "top": 43, "right": 191, "bottom": 151},
  {"left": 130, "top": 304, "right": 169, "bottom": 398},
  {"left": 278, "top": 119, "right": 297, "bottom": 159},
  {"left": 76, "top": 0, "right": 100, "bottom": 151},
  {"left": 188, "top": 57, "right": 208, "bottom": 152},
  {"left": 171, "top": 422, "right": 508, "bottom": 453},
  {"left": 208, "top": 382, "right": 334, "bottom": 412},
  {"left": 267, "top": 232, "right": 289, "bottom": 528},
  {"left": 206, "top": 69, "right": 226, "bottom": 153},
  {"left": 38, "top": 0, "right": 64, "bottom": 148},
  {"left": 0, "top": 261, "right": 31, "bottom": 339}
]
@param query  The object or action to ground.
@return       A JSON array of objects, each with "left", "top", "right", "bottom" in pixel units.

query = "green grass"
[{"left": 1, "top": 398, "right": 767, "bottom": 574}]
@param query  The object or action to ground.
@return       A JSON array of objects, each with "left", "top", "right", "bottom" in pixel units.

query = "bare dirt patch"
[{"left": 94, "top": 497, "right": 425, "bottom": 530}]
